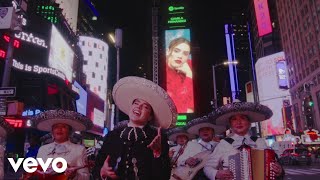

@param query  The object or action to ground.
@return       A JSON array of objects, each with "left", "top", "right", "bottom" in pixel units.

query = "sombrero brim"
[
  {"left": 187, "top": 122, "right": 226, "bottom": 135},
  {"left": 112, "top": 76, "right": 177, "bottom": 128},
  {"left": 32, "top": 110, "right": 93, "bottom": 132},
  {"left": 214, "top": 102, "right": 273, "bottom": 125},
  {"left": 168, "top": 132, "right": 195, "bottom": 141},
  {"left": 36, "top": 119, "right": 87, "bottom": 132}
]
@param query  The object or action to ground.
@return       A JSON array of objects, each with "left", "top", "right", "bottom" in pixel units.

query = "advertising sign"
[
  {"left": 254, "top": 0, "right": 272, "bottom": 36},
  {"left": 0, "top": 7, "right": 14, "bottom": 29},
  {"left": 256, "top": 52, "right": 291, "bottom": 136},
  {"left": 73, "top": 81, "right": 87, "bottom": 116},
  {"left": 48, "top": 25, "right": 74, "bottom": 81},
  {"left": 165, "top": 29, "right": 194, "bottom": 113},
  {"left": 276, "top": 60, "right": 289, "bottom": 89}
]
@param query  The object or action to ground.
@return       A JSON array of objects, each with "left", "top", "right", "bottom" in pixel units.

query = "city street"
[{"left": 284, "top": 163, "right": 320, "bottom": 180}]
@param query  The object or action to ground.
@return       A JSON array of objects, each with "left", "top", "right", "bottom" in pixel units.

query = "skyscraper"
[{"left": 276, "top": 0, "right": 320, "bottom": 131}]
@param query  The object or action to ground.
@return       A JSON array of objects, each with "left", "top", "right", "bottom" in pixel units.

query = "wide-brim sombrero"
[
  {"left": 167, "top": 127, "right": 195, "bottom": 141},
  {"left": 186, "top": 116, "right": 226, "bottom": 135},
  {"left": 112, "top": 76, "right": 177, "bottom": 129},
  {"left": 32, "top": 109, "right": 93, "bottom": 132},
  {"left": 212, "top": 102, "right": 273, "bottom": 125},
  {"left": 0, "top": 117, "right": 14, "bottom": 137}
]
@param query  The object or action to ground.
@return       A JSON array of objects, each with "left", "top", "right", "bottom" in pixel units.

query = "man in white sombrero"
[
  {"left": 203, "top": 101, "right": 284, "bottom": 180},
  {"left": 31, "top": 109, "right": 93, "bottom": 180},
  {"left": 187, "top": 116, "right": 226, "bottom": 152},
  {"left": 0, "top": 117, "right": 14, "bottom": 179},
  {"left": 167, "top": 127, "right": 201, "bottom": 168},
  {"left": 94, "top": 76, "right": 177, "bottom": 180}
]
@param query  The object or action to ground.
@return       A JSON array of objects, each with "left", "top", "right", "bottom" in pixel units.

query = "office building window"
[
  {"left": 96, "top": 62, "right": 98, "bottom": 67},
  {"left": 84, "top": 60, "right": 87, "bottom": 65},
  {"left": 92, "top": 72, "right": 95, "bottom": 78},
  {"left": 89, "top": 51, "right": 92, "bottom": 56}
]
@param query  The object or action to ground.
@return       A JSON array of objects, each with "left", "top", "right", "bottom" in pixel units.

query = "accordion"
[{"left": 228, "top": 145, "right": 276, "bottom": 180}]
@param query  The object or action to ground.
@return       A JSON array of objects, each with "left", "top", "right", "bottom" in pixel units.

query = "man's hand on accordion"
[
  {"left": 272, "top": 162, "right": 283, "bottom": 177},
  {"left": 216, "top": 169, "right": 234, "bottom": 180}
]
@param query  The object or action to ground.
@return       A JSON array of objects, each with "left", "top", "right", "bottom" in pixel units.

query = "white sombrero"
[
  {"left": 112, "top": 76, "right": 177, "bottom": 129},
  {"left": 32, "top": 109, "right": 93, "bottom": 132},
  {"left": 186, "top": 116, "right": 226, "bottom": 135},
  {"left": 0, "top": 117, "right": 14, "bottom": 137},
  {"left": 167, "top": 127, "right": 195, "bottom": 142},
  {"left": 212, "top": 102, "right": 273, "bottom": 125}
]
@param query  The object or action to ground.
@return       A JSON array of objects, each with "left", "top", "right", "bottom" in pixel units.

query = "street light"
[{"left": 212, "top": 61, "right": 238, "bottom": 109}]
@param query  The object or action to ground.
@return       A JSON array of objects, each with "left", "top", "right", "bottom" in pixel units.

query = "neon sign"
[
  {"left": 12, "top": 59, "right": 66, "bottom": 80},
  {"left": 0, "top": 49, "right": 6, "bottom": 58},
  {"left": 166, "top": 4, "right": 188, "bottom": 28},
  {"left": 22, "top": 109, "right": 42, "bottom": 117},
  {"left": 5, "top": 118, "right": 23, "bottom": 128},
  {"left": 3, "top": 35, "right": 20, "bottom": 48},
  {"left": 14, "top": 32, "right": 48, "bottom": 48},
  {"left": 254, "top": 0, "right": 272, "bottom": 36}
]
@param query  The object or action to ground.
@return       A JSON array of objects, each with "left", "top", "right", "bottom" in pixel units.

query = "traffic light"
[{"left": 309, "top": 101, "right": 314, "bottom": 107}]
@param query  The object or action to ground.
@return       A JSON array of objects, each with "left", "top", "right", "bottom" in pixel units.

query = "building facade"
[{"left": 276, "top": 0, "right": 320, "bottom": 131}]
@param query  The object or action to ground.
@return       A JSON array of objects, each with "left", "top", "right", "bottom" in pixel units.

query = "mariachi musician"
[
  {"left": 186, "top": 116, "right": 225, "bottom": 180},
  {"left": 27, "top": 109, "right": 93, "bottom": 180},
  {"left": 167, "top": 127, "right": 201, "bottom": 168},
  {"left": 203, "top": 101, "right": 284, "bottom": 180}
]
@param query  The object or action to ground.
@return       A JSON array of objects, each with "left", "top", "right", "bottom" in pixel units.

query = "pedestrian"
[{"left": 94, "top": 76, "right": 177, "bottom": 180}]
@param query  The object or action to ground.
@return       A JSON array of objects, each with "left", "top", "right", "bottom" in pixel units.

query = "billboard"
[
  {"left": 86, "top": 90, "right": 104, "bottom": 134},
  {"left": 256, "top": 52, "right": 291, "bottom": 136},
  {"left": 79, "top": 36, "right": 109, "bottom": 101},
  {"left": 48, "top": 25, "right": 74, "bottom": 82},
  {"left": 165, "top": 29, "right": 194, "bottom": 113},
  {"left": 73, "top": 81, "right": 87, "bottom": 116},
  {"left": 55, "top": 0, "right": 79, "bottom": 32},
  {"left": 254, "top": 0, "right": 272, "bottom": 36}
]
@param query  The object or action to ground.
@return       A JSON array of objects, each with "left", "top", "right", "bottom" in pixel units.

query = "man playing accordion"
[{"left": 204, "top": 101, "right": 284, "bottom": 180}]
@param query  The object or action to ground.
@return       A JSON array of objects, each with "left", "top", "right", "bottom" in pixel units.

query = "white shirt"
[
  {"left": 198, "top": 139, "right": 219, "bottom": 152},
  {"left": 37, "top": 140, "right": 90, "bottom": 180},
  {"left": 170, "top": 141, "right": 202, "bottom": 166},
  {"left": 203, "top": 133, "right": 268, "bottom": 180}
]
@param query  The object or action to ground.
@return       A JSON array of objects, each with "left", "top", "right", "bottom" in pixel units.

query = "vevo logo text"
[{"left": 8, "top": 157, "right": 67, "bottom": 173}]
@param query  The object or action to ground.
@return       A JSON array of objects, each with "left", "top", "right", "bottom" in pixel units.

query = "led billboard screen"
[
  {"left": 79, "top": 36, "right": 109, "bottom": 101},
  {"left": 254, "top": 0, "right": 272, "bottom": 36},
  {"left": 256, "top": 52, "right": 290, "bottom": 136},
  {"left": 48, "top": 25, "right": 74, "bottom": 81},
  {"left": 165, "top": 29, "right": 194, "bottom": 113},
  {"left": 73, "top": 81, "right": 88, "bottom": 116}
]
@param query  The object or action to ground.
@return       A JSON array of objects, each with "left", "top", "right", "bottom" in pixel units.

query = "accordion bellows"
[{"left": 228, "top": 147, "right": 276, "bottom": 180}]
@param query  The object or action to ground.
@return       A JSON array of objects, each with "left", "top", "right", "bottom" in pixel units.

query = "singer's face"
[{"left": 230, "top": 114, "right": 251, "bottom": 136}]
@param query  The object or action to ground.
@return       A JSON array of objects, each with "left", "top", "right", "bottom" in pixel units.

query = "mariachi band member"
[
  {"left": 94, "top": 76, "right": 177, "bottom": 180},
  {"left": 187, "top": 116, "right": 226, "bottom": 152},
  {"left": 203, "top": 101, "right": 284, "bottom": 180},
  {"left": 186, "top": 116, "right": 226, "bottom": 180},
  {"left": 167, "top": 127, "right": 201, "bottom": 168},
  {"left": 29, "top": 109, "right": 93, "bottom": 180}
]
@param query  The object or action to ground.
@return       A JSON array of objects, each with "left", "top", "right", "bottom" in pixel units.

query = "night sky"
[{"left": 95, "top": 0, "right": 249, "bottom": 115}]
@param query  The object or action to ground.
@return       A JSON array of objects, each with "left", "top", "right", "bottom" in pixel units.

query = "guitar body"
[{"left": 170, "top": 150, "right": 213, "bottom": 180}]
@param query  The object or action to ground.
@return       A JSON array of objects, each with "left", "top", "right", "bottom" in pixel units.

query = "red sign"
[
  {"left": 0, "top": 49, "right": 5, "bottom": 59},
  {"left": 3, "top": 35, "right": 21, "bottom": 48},
  {"left": 254, "top": 0, "right": 272, "bottom": 36},
  {"left": 5, "top": 118, "right": 23, "bottom": 128}
]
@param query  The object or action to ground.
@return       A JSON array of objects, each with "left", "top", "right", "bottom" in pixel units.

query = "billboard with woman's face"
[{"left": 165, "top": 29, "right": 194, "bottom": 113}]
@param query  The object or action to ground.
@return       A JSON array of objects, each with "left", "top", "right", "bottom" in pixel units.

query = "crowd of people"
[{"left": 0, "top": 76, "right": 286, "bottom": 180}]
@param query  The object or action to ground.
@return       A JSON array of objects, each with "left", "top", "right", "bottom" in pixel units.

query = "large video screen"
[
  {"left": 256, "top": 52, "right": 290, "bottom": 136},
  {"left": 73, "top": 81, "right": 88, "bottom": 116},
  {"left": 165, "top": 29, "right": 194, "bottom": 113},
  {"left": 48, "top": 25, "right": 74, "bottom": 81}
]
